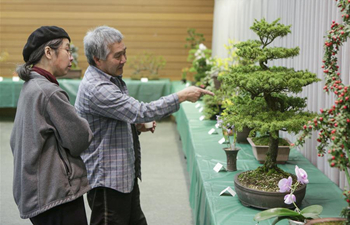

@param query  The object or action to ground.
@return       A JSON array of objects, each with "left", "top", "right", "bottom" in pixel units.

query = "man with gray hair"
[{"left": 75, "top": 25, "right": 213, "bottom": 225}]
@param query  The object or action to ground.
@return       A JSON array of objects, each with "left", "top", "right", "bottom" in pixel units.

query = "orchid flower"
[
  {"left": 295, "top": 165, "right": 309, "bottom": 184},
  {"left": 284, "top": 194, "right": 296, "bottom": 204},
  {"left": 278, "top": 176, "right": 292, "bottom": 192}
]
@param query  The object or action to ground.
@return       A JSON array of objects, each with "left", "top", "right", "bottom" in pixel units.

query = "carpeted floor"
[{"left": 0, "top": 117, "right": 193, "bottom": 225}]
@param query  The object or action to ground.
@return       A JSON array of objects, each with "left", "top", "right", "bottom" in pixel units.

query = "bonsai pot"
[
  {"left": 234, "top": 172, "right": 306, "bottom": 209},
  {"left": 223, "top": 147, "right": 240, "bottom": 171},
  {"left": 247, "top": 138, "right": 291, "bottom": 164},
  {"left": 305, "top": 217, "right": 346, "bottom": 225},
  {"left": 236, "top": 127, "right": 251, "bottom": 143}
]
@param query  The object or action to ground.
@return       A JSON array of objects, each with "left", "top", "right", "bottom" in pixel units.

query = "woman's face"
[{"left": 52, "top": 38, "right": 73, "bottom": 77}]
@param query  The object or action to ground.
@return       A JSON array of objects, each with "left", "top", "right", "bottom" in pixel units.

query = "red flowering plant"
[{"left": 295, "top": 0, "right": 350, "bottom": 221}]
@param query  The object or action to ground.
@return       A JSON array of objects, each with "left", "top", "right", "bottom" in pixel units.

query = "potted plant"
[
  {"left": 63, "top": 43, "right": 82, "bottom": 79},
  {"left": 181, "top": 28, "right": 206, "bottom": 82},
  {"left": 295, "top": 0, "right": 350, "bottom": 223},
  {"left": 216, "top": 116, "right": 240, "bottom": 171},
  {"left": 219, "top": 18, "right": 320, "bottom": 208},
  {"left": 254, "top": 165, "right": 323, "bottom": 225},
  {"left": 128, "top": 51, "right": 166, "bottom": 80},
  {"left": 202, "top": 39, "right": 240, "bottom": 120},
  {"left": 187, "top": 43, "right": 213, "bottom": 86}
]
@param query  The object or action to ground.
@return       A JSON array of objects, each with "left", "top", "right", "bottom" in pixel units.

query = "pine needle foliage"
[{"left": 219, "top": 18, "right": 320, "bottom": 171}]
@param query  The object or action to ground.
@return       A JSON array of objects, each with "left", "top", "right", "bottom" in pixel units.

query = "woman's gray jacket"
[{"left": 10, "top": 72, "right": 93, "bottom": 219}]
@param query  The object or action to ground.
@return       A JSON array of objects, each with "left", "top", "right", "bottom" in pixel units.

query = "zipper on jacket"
[{"left": 57, "top": 148, "right": 72, "bottom": 186}]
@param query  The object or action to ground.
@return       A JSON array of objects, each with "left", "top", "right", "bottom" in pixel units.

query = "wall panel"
[{"left": 0, "top": 0, "right": 214, "bottom": 80}]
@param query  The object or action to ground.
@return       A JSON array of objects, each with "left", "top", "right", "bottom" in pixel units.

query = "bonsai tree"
[
  {"left": 182, "top": 28, "right": 212, "bottom": 84},
  {"left": 184, "top": 28, "right": 205, "bottom": 49},
  {"left": 295, "top": 0, "right": 350, "bottom": 221},
  {"left": 219, "top": 18, "right": 320, "bottom": 175},
  {"left": 128, "top": 51, "right": 166, "bottom": 80}
]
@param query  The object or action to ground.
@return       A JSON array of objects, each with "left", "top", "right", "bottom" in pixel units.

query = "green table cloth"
[
  {"left": 0, "top": 78, "right": 172, "bottom": 107},
  {"left": 171, "top": 81, "right": 347, "bottom": 225}
]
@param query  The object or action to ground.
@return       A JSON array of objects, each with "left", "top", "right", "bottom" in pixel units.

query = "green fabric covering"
[
  {"left": 0, "top": 78, "right": 172, "bottom": 107},
  {"left": 171, "top": 81, "right": 347, "bottom": 225}
]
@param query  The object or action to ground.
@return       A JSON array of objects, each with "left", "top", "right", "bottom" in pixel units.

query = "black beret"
[{"left": 23, "top": 26, "right": 71, "bottom": 62}]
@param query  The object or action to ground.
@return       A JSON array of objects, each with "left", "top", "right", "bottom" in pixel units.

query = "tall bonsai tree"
[{"left": 219, "top": 18, "right": 320, "bottom": 173}]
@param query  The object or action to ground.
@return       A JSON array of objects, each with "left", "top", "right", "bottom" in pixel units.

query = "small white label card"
[
  {"left": 213, "top": 163, "right": 226, "bottom": 173},
  {"left": 12, "top": 76, "right": 20, "bottom": 82},
  {"left": 218, "top": 137, "right": 226, "bottom": 144},
  {"left": 199, "top": 115, "right": 205, "bottom": 121},
  {"left": 195, "top": 103, "right": 201, "bottom": 108},
  {"left": 220, "top": 187, "right": 236, "bottom": 196},
  {"left": 208, "top": 128, "right": 218, "bottom": 135},
  {"left": 186, "top": 82, "right": 191, "bottom": 87},
  {"left": 199, "top": 107, "right": 204, "bottom": 113},
  {"left": 140, "top": 78, "right": 149, "bottom": 82}
]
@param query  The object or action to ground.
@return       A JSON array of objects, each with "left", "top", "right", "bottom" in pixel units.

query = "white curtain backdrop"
[{"left": 212, "top": 0, "right": 350, "bottom": 189}]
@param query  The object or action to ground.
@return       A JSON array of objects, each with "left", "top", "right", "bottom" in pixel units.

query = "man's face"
[{"left": 98, "top": 41, "right": 127, "bottom": 77}]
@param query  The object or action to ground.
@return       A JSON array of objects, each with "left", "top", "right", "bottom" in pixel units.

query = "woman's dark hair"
[{"left": 16, "top": 39, "right": 63, "bottom": 81}]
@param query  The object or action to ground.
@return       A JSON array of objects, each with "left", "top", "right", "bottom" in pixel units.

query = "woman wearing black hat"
[{"left": 10, "top": 26, "right": 93, "bottom": 225}]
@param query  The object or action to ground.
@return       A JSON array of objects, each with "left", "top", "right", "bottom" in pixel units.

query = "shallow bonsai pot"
[
  {"left": 234, "top": 172, "right": 306, "bottom": 209},
  {"left": 305, "top": 217, "right": 346, "bottom": 224},
  {"left": 247, "top": 138, "right": 291, "bottom": 164}
]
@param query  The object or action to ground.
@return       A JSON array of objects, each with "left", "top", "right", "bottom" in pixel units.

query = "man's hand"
[
  {"left": 136, "top": 121, "right": 157, "bottom": 133},
  {"left": 176, "top": 86, "right": 215, "bottom": 103}
]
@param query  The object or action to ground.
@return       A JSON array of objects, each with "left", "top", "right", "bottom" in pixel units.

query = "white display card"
[
  {"left": 208, "top": 128, "right": 217, "bottom": 135},
  {"left": 12, "top": 76, "right": 20, "bottom": 82},
  {"left": 199, "top": 115, "right": 205, "bottom": 121},
  {"left": 213, "top": 163, "right": 226, "bottom": 173},
  {"left": 218, "top": 137, "right": 226, "bottom": 144},
  {"left": 199, "top": 107, "right": 204, "bottom": 113},
  {"left": 219, "top": 187, "right": 236, "bottom": 196},
  {"left": 140, "top": 78, "right": 149, "bottom": 82},
  {"left": 195, "top": 103, "right": 201, "bottom": 108}
]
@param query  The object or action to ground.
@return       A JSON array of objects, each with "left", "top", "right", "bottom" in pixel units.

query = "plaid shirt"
[{"left": 75, "top": 66, "right": 179, "bottom": 193}]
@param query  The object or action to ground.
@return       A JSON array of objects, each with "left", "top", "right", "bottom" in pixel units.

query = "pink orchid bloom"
[
  {"left": 295, "top": 165, "right": 309, "bottom": 184},
  {"left": 284, "top": 194, "right": 296, "bottom": 205},
  {"left": 278, "top": 176, "right": 292, "bottom": 193}
]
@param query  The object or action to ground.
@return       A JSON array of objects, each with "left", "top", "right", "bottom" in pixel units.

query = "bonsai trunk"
[{"left": 262, "top": 130, "right": 279, "bottom": 171}]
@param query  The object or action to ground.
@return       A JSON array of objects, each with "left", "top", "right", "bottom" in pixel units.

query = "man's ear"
[
  {"left": 44, "top": 46, "right": 53, "bottom": 60},
  {"left": 93, "top": 56, "right": 101, "bottom": 67}
]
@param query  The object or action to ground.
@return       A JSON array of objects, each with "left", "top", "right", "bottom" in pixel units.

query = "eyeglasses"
[
  {"left": 64, "top": 48, "right": 73, "bottom": 56},
  {"left": 58, "top": 47, "right": 73, "bottom": 56}
]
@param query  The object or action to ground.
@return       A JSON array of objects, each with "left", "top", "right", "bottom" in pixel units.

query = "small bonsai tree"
[
  {"left": 185, "top": 28, "right": 205, "bottom": 49},
  {"left": 128, "top": 52, "right": 166, "bottom": 80},
  {"left": 219, "top": 18, "right": 320, "bottom": 175},
  {"left": 295, "top": 0, "right": 350, "bottom": 220}
]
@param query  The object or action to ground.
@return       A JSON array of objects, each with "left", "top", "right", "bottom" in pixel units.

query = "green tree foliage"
[{"left": 219, "top": 18, "right": 320, "bottom": 171}]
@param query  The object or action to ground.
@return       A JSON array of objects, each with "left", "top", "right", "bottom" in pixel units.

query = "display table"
[
  {"left": 171, "top": 81, "right": 347, "bottom": 225},
  {"left": 0, "top": 78, "right": 172, "bottom": 107}
]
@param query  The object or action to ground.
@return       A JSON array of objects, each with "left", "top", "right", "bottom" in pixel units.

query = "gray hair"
[
  {"left": 16, "top": 39, "right": 63, "bottom": 81},
  {"left": 84, "top": 26, "right": 124, "bottom": 66}
]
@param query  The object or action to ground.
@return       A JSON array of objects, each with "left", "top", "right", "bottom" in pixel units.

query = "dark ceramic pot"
[
  {"left": 223, "top": 148, "right": 240, "bottom": 171},
  {"left": 234, "top": 171, "right": 307, "bottom": 209}
]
